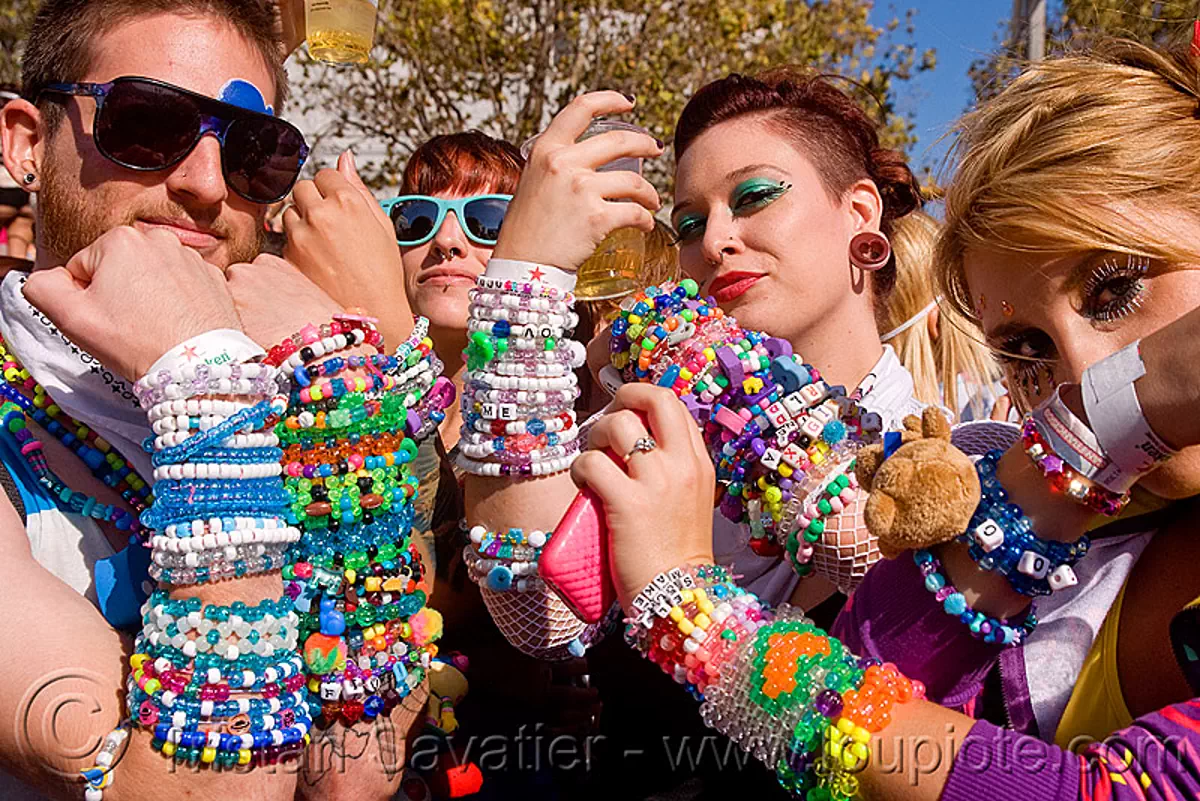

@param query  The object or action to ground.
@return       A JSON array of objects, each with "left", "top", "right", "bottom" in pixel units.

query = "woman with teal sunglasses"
[{"left": 389, "top": 132, "right": 523, "bottom": 449}]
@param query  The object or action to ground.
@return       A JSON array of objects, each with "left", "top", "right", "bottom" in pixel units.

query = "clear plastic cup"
[
  {"left": 305, "top": 0, "right": 379, "bottom": 65},
  {"left": 521, "top": 119, "right": 648, "bottom": 300}
]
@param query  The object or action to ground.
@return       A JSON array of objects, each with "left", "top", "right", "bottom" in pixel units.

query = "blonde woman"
[{"left": 881, "top": 211, "right": 1008, "bottom": 421}]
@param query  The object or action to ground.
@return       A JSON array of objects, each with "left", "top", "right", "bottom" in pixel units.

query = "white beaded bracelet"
[
  {"left": 151, "top": 526, "right": 300, "bottom": 552},
  {"left": 281, "top": 330, "right": 364, "bottom": 371},
  {"left": 147, "top": 398, "right": 257, "bottom": 422},
  {"left": 152, "top": 431, "right": 278, "bottom": 450},
  {"left": 152, "top": 462, "right": 282, "bottom": 482},
  {"left": 454, "top": 451, "right": 578, "bottom": 476}
]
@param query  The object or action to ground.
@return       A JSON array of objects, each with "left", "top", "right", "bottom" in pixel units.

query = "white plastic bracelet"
[{"left": 484, "top": 258, "right": 577, "bottom": 292}]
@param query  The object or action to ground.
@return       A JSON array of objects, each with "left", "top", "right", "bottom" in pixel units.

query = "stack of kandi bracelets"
[
  {"left": 272, "top": 315, "right": 454, "bottom": 727},
  {"left": 605, "top": 281, "right": 880, "bottom": 577},
  {"left": 458, "top": 259, "right": 620, "bottom": 661},
  {"left": 125, "top": 355, "right": 315, "bottom": 775},
  {"left": 627, "top": 565, "right": 925, "bottom": 800}
]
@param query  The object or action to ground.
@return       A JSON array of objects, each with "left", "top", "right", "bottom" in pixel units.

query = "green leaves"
[
  {"left": 970, "top": 0, "right": 1198, "bottom": 103},
  {"left": 293, "top": 0, "right": 932, "bottom": 195}
]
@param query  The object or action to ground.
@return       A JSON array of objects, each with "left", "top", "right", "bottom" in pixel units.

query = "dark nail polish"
[
  {"left": 622, "top": 92, "right": 636, "bottom": 103},
  {"left": 654, "top": 137, "right": 665, "bottom": 149}
]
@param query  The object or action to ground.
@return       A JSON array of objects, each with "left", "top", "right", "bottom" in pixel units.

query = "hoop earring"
[{"left": 849, "top": 231, "right": 891, "bottom": 272}]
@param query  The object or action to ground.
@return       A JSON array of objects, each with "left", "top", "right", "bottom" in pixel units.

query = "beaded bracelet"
[
  {"left": 625, "top": 566, "right": 767, "bottom": 699},
  {"left": 475, "top": 274, "right": 575, "bottom": 301},
  {"left": 163, "top": 515, "right": 294, "bottom": 539},
  {"left": 458, "top": 272, "right": 583, "bottom": 479},
  {"left": 152, "top": 540, "right": 293, "bottom": 572},
  {"left": 470, "top": 285, "right": 574, "bottom": 308},
  {"left": 150, "top": 552, "right": 290, "bottom": 585},
  {"left": 297, "top": 372, "right": 396, "bottom": 406},
  {"left": 141, "top": 591, "right": 301, "bottom": 657},
  {"left": 1, "top": 404, "right": 148, "bottom": 534},
  {"left": 1022, "top": 416, "right": 1129, "bottom": 516},
  {"left": 626, "top": 564, "right": 926, "bottom": 799},
  {"left": 147, "top": 398, "right": 258, "bottom": 422},
  {"left": 454, "top": 452, "right": 576, "bottom": 477},
  {"left": 292, "top": 353, "right": 398, "bottom": 387},
  {"left": 693, "top": 602, "right": 924, "bottom": 801},
  {"left": 134, "top": 362, "right": 282, "bottom": 406},
  {"left": 466, "top": 388, "right": 578, "bottom": 406},
  {"left": 914, "top": 549, "right": 1037, "bottom": 646},
  {"left": 264, "top": 316, "right": 385, "bottom": 369},
  {"left": 470, "top": 411, "right": 576, "bottom": 436},
  {"left": 272, "top": 320, "right": 447, "bottom": 727},
  {"left": 958, "top": 450, "right": 1089, "bottom": 596},
  {"left": 392, "top": 316, "right": 430, "bottom": 360},
  {"left": 80, "top": 723, "right": 129, "bottom": 801},
  {"left": 152, "top": 430, "right": 278, "bottom": 451},
  {"left": 462, "top": 545, "right": 545, "bottom": 593},
  {"left": 607, "top": 283, "right": 875, "bottom": 560},
  {"left": 151, "top": 527, "right": 300, "bottom": 555}
]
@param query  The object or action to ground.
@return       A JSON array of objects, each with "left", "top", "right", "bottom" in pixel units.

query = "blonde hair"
[
  {"left": 937, "top": 36, "right": 1200, "bottom": 321},
  {"left": 883, "top": 211, "right": 1003, "bottom": 419}
]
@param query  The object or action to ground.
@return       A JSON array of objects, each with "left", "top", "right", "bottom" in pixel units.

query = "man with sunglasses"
[{"left": 0, "top": 2, "right": 332, "bottom": 800}]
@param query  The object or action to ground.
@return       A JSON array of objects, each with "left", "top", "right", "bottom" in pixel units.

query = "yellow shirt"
[
  {"left": 1054, "top": 581, "right": 1134, "bottom": 751},
  {"left": 1054, "top": 490, "right": 1180, "bottom": 750}
]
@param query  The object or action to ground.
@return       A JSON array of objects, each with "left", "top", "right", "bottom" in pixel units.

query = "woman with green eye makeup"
[{"left": 669, "top": 68, "right": 932, "bottom": 617}]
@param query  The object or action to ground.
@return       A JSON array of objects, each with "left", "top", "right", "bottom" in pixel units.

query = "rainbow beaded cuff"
[
  {"left": 274, "top": 317, "right": 450, "bottom": 726},
  {"left": 696, "top": 603, "right": 924, "bottom": 800},
  {"left": 606, "top": 283, "right": 878, "bottom": 560}
]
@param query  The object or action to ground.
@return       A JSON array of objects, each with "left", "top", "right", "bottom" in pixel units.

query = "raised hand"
[
  {"left": 283, "top": 151, "right": 413, "bottom": 346},
  {"left": 22, "top": 226, "right": 240, "bottom": 381},
  {"left": 491, "top": 91, "right": 663, "bottom": 272}
]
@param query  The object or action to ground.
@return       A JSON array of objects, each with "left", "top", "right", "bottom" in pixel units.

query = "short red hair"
[
  {"left": 401, "top": 131, "right": 523, "bottom": 197},
  {"left": 673, "top": 68, "right": 921, "bottom": 295}
]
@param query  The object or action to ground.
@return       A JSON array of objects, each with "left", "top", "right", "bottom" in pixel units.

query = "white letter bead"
[
  {"left": 781, "top": 393, "right": 806, "bottom": 417},
  {"left": 1017, "top": 550, "right": 1050, "bottom": 579},
  {"left": 781, "top": 443, "right": 809, "bottom": 469},
  {"left": 765, "top": 402, "right": 791, "bottom": 427},
  {"left": 800, "top": 416, "right": 824, "bottom": 438},
  {"left": 973, "top": 519, "right": 1005, "bottom": 552}
]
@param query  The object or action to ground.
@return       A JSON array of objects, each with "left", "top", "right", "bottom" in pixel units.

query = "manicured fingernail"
[
  {"left": 654, "top": 137, "right": 665, "bottom": 149},
  {"left": 622, "top": 92, "right": 636, "bottom": 103}
]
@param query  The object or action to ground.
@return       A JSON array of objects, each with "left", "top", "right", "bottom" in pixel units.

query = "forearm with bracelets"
[
  {"left": 604, "top": 282, "right": 878, "bottom": 576},
  {"left": 625, "top": 564, "right": 925, "bottom": 801},
  {"left": 117, "top": 355, "right": 313, "bottom": 784},
  {"left": 267, "top": 315, "right": 453, "bottom": 728},
  {"left": 936, "top": 337, "right": 1182, "bottom": 625}
]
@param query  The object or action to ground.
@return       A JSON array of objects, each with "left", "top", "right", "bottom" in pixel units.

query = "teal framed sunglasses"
[{"left": 380, "top": 194, "right": 512, "bottom": 246}]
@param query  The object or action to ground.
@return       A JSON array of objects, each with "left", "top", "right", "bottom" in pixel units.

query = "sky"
[{"left": 869, "top": 0, "right": 1015, "bottom": 178}]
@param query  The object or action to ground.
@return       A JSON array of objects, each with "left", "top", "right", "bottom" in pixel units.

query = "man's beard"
[{"left": 38, "top": 156, "right": 265, "bottom": 269}]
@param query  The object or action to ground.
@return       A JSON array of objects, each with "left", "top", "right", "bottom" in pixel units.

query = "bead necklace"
[
  {"left": 0, "top": 335, "right": 154, "bottom": 520},
  {"left": 0, "top": 403, "right": 145, "bottom": 533}
]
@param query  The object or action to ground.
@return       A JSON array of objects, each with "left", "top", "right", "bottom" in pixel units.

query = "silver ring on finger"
[{"left": 623, "top": 436, "right": 657, "bottom": 462}]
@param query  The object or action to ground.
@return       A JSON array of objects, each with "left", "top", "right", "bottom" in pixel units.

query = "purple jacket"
[{"left": 833, "top": 555, "right": 1200, "bottom": 800}]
